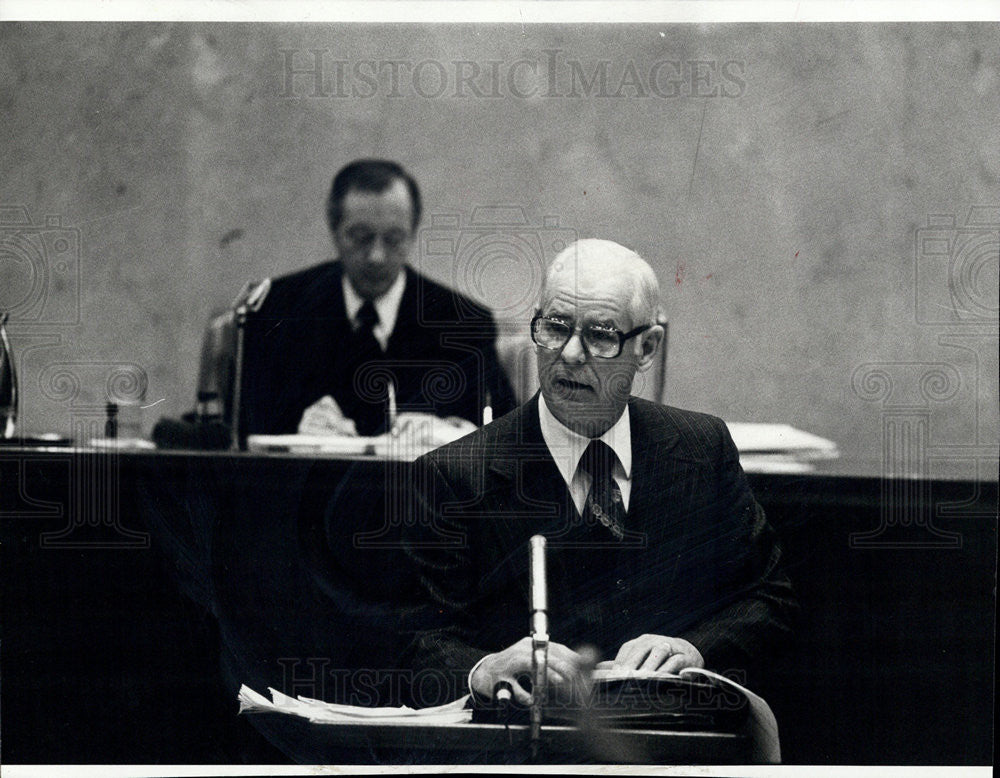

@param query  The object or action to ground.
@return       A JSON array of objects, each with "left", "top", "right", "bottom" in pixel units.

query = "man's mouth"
[{"left": 553, "top": 377, "right": 594, "bottom": 394}]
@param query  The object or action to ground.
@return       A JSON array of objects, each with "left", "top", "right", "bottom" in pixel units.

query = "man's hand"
[
  {"left": 471, "top": 637, "right": 583, "bottom": 706},
  {"left": 297, "top": 395, "right": 358, "bottom": 436},
  {"left": 612, "top": 634, "right": 704, "bottom": 674}
]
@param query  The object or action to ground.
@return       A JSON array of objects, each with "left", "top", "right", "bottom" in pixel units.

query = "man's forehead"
[
  {"left": 540, "top": 280, "right": 632, "bottom": 323},
  {"left": 341, "top": 180, "right": 412, "bottom": 220}
]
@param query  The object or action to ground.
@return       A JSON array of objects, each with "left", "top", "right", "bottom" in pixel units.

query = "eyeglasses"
[{"left": 530, "top": 314, "right": 651, "bottom": 359}]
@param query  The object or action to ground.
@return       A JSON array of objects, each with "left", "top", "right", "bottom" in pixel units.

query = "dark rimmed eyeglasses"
[{"left": 530, "top": 314, "right": 651, "bottom": 359}]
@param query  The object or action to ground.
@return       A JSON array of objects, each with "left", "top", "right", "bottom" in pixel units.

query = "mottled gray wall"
[{"left": 2, "top": 22, "right": 997, "bottom": 466}]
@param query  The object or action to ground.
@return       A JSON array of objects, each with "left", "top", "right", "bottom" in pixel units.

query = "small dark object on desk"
[
  {"left": 152, "top": 413, "right": 231, "bottom": 450},
  {"left": 105, "top": 402, "right": 118, "bottom": 438}
]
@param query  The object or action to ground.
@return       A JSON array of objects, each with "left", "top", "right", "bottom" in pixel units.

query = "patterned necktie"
[
  {"left": 350, "top": 299, "right": 385, "bottom": 436},
  {"left": 579, "top": 439, "right": 626, "bottom": 541}
]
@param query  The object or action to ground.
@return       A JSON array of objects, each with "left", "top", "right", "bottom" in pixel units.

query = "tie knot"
[
  {"left": 580, "top": 439, "right": 617, "bottom": 479},
  {"left": 357, "top": 299, "right": 379, "bottom": 329}
]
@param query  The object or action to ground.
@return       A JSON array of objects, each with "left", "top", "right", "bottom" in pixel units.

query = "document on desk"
[
  {"left": 724, "top": 422, "right": 838, "bottom": 458},
  {"left": 248, "top": 412, "right": 477, "bottom": 459},
  {"left": 603, "top": 667, "right": 779, "bottom": 763},
  {"left": 724, "top": 422, "right": 838, "bottom": 474},
  {"left": 237, "top": 685, "right": 473, "bottom": 725}
]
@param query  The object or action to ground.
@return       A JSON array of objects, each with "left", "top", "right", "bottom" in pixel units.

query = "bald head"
[{"left": 543, "top": 239, "right": 660, "bottom": 330}]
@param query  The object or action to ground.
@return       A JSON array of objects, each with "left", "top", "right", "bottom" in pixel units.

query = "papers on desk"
[
  {"left": 238, "top": 685, "right": 472, "bottom": 725},
  {"left": 240, "top": 673, "right": 776, "bottom": 761},
  {"left": 724, "top": 422, "right": 838, "bottom": 474},
  {"left": 86, "top": 437, "right": 157, "bottom": 450},
  {"left": 248, "top": 412, "right": 477, "bottom": 460},
  {"left": 586, "top": 667, "right": 779, "bottom": 763}
]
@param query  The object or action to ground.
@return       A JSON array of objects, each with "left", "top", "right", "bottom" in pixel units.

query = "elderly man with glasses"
[{"left": 402, "top": 238, "right": 797, "bottom": 711}]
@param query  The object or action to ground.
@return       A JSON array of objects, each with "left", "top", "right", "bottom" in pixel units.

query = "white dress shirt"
[
  {"left": 341, "top": 269, "right": 407, "bottom": 351},
  {"left": 537, "top": 393, "right": 633, "bottom": 513}
]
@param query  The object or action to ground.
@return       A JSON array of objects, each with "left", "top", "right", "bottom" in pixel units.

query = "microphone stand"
[
  {"left": 229, "top": 278, "right": 271, "bottom": 451},
  {"left": 529, "top": 534, "right": 548, "bottom": 761}
]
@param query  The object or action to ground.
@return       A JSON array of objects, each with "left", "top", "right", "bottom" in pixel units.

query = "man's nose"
[
  {"left": 367, "top": 236, "right": 388, "bottom": 263},
  {"left": 560, "top": 330, "right": 587, "bottom": 363}
]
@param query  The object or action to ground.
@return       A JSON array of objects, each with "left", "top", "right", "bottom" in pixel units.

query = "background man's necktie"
[
  {"left": 349, "top": 299, "right": 385, "bottom": 436},
  {"left": 354, "top": 299, "right": 381, "bottom": 359},
  {"left": 579, "top": 439, "right": 626, "bottom": 541}
]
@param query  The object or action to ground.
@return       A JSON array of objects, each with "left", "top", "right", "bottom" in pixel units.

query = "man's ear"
[{"left": 636, "top": 324, "right": 665, "bottom": 369}]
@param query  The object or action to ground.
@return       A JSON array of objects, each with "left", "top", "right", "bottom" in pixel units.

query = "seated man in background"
[
  {"left": 402, "top": 239, "right": 797, "bottom": 707},
  {"left": 240, "top": 158, "right": 515, "bottom": 436}
]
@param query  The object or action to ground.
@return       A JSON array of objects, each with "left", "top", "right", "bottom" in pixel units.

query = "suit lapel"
[
  {"left": 479, "top": 396, "right": 577, "bottom": 592},
  {"left": 385, "top": 265, "right": 423, "bottom": 356},
  {"left": 486, "top": 395, "right": 572, "bottom": 531},
  {"left": 628, "top": 398, "right": 714, "bottom": 556},
  {"left": 293, "top": 262, "right": 350, "bottom": 406},
  {"left": 627, "top": 398, "right": 679, "bottom": 527}
]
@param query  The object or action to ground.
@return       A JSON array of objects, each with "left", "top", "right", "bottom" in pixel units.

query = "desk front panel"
[{"left": 1, "top": 448, "right": 995, "bottom": 764}]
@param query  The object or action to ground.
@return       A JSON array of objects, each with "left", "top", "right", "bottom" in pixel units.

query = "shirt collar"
[
  {"left": 342, "top": 267, "right": 407, "bottom": 336},
  {"left": 537, "top": 393, "right": 632, "bottom": 484}
]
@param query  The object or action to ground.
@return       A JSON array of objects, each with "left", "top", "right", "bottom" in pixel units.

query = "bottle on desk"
[
  {"left": 105, "top": 399, "right": 143, "bottom": 442},
  {"left": 104, "top": 402, "right": 119, "bottom": 439},
  {"left": 0, "top": 312, "right": 17, "bottom": 439}
]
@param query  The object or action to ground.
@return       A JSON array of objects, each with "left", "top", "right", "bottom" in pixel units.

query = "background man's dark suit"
[
  {"left": 403, "top": 394, "right": 798, "bottom": 688},
  {"left": 240, "top": 260, "right": 515, "bottom": 435}
]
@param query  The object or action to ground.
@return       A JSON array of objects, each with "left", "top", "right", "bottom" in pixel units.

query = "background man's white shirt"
[{"left": 341, "top": 268, "right": 406, "bottom": 351}]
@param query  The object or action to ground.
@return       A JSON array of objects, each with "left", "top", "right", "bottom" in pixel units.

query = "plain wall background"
[{"left": 1, "top": 22, "right": 997, "bottom": 467}]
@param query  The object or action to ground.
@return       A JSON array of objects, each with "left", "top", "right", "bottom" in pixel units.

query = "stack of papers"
[
  {"left": 86, "top": 437, "right": 157, "bottom": 450},
  {"left": 248, "top": 413, "right": 477, "bottom": 460},
  {"left": 724, "top": 422, "right": 839, "bottom": 474},
  {"left": 238, "top": 685, "right": 472, "bottom": 725}
]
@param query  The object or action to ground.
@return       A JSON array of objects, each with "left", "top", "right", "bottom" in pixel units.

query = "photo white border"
[{"left": 1, "top": 0, "right": 999, "bottom": 23}]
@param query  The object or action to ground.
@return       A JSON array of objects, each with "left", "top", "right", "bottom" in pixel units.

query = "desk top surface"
[
  {"left": 246, "top": 713, "right": 751, "bottom": 763},
  {"left": 2, "top": 441, "right": 996, "bottom": 484}
]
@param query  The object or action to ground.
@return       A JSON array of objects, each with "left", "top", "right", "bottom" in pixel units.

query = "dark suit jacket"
[
  {"left": 402, "top": 395, "right": 797, "bottom": 688},
  {"left": 240, "top": 261, "right": 515, "bottom": 435}
]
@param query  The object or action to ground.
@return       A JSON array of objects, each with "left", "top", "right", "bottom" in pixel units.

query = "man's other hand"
[
  {"left": 612, "top": 634, "right": 704, "bottom": 674},
  {"left": 470, "top": 637, "right": 583, "bottom": 706},
  {"left": 297, "top": 395, "right": 358, "bottom": 436}
]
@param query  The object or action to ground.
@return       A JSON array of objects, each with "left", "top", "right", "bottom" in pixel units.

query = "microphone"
[
  {"left": 242, "top": 277, "right": 271, "bottom": 313},
  {"left": 229, "top": 278, "right": 271, "bottom": 451},
  {"left": 528, "top": 534, "right": 548, "bottom": 759}
]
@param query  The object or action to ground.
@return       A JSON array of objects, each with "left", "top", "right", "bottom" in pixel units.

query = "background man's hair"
[{"left": 325, "top": 159, "right": 422, "bottom": 233}]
